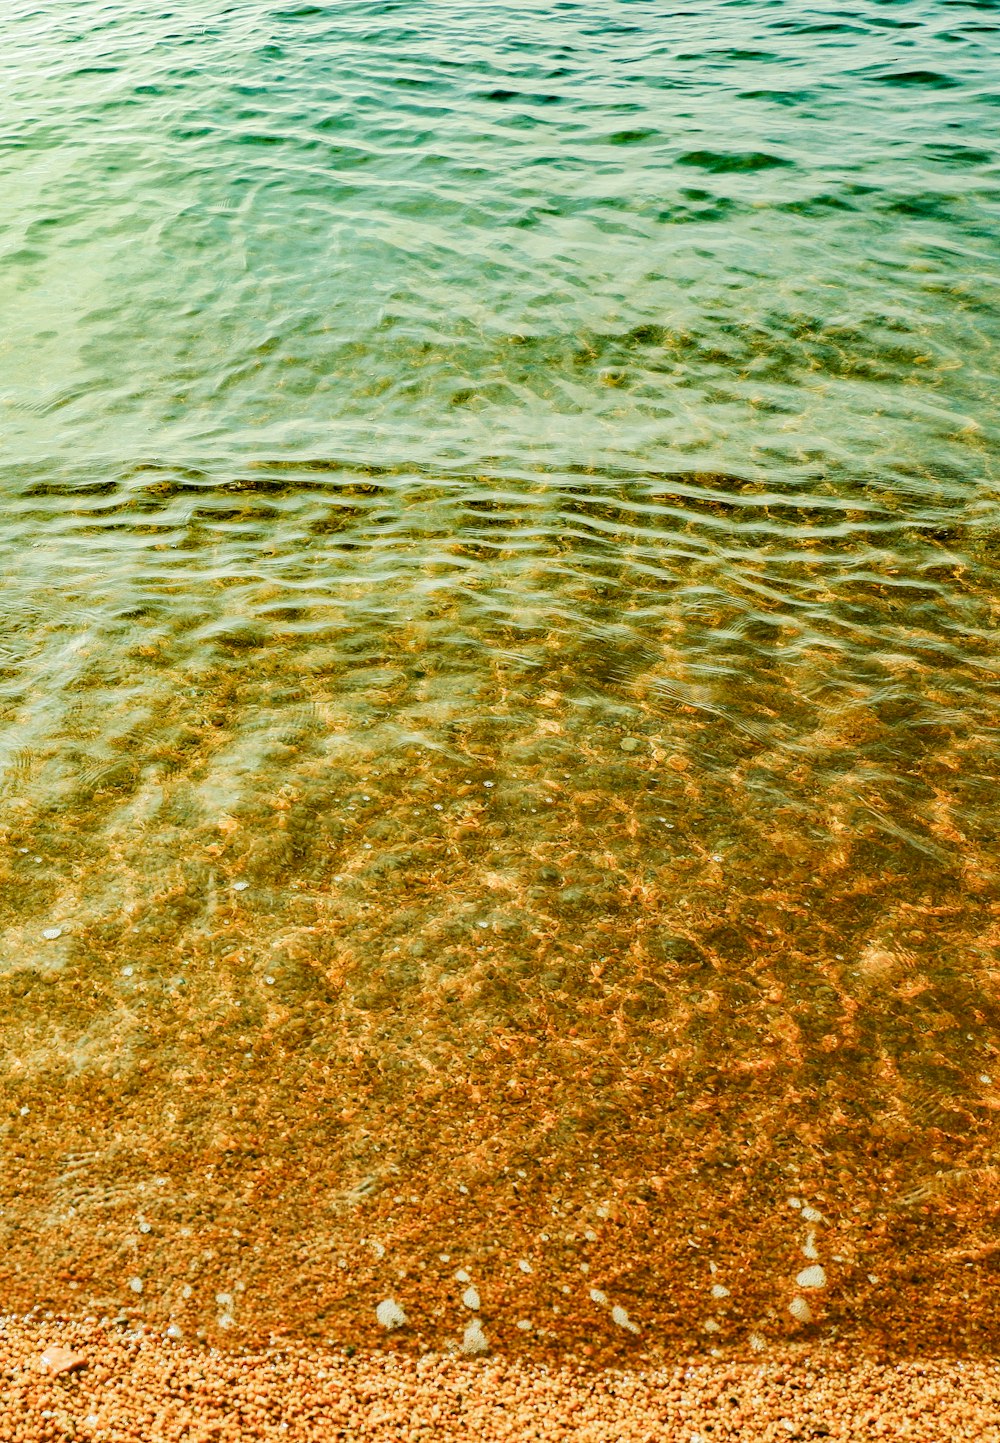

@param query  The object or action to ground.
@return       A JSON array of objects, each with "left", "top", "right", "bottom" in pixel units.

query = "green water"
[{"left": 1, "top": 0, "right": 1000, "bottom": 1351}]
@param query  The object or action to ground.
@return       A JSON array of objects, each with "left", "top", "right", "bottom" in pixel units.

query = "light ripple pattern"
[{"left": 0, "top": 0, "right": 999, "bottom": 1357}]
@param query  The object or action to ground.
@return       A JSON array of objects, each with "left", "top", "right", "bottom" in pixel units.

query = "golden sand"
[{"left": 3, "top": 1317, "right": 1000, "bottom": 1441}]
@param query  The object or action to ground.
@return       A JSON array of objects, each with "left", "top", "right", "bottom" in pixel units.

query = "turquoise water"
[
  {"left": 2, "top": 2, "right": 998, "bottom": 759},
  {"left": 1, "top": 0, "right": 1000, "bottom": 1349}
]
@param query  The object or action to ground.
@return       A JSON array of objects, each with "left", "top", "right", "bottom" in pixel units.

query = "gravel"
[{"left": 1, "top": 1315, "right": 998, "bottom": 1441}]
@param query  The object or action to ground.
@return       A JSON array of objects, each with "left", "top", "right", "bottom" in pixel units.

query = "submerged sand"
[{"left": 2, "top": 1316, "right": 998, "bottom": 1441}]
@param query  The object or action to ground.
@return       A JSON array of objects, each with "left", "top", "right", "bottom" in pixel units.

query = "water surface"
[{"left": 1, "top": 0, "right": 999, "bottom": 1356}]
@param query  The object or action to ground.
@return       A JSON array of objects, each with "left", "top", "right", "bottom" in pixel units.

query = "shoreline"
[{"left": 3, "top": 1315, "right": 999, "bottom": 1441}]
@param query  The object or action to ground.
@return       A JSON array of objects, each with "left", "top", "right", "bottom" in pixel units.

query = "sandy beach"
[{"left": 3, "top": 1315, "right": 999, "bottom": 1441}]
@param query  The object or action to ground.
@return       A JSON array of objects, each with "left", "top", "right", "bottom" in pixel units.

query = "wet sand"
[
  {"left": 3, "top": 671, "right": 1000, "bottom": 1358},
  {"left": 3, "top": 625, "right": 999, "bottom": 1426},
  {"left": 3, "top": 1316, "right": 999, "bottom": 1441}
]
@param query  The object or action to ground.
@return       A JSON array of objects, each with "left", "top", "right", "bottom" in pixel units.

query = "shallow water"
[{"left": 1, "top": 0, "right": 999, "bottom": 1355}]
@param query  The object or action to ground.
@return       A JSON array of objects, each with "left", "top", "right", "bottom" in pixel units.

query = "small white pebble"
[
  {"left": 802, "top": 1230, "right": 819, "bottom": 1261},
  {"left": 122, "top": 966, "right": 134, "bottom": 977},
  {"left": 462, "top": 1286, "right": 481, "bottom": 1311},
  {"left": 376, "top": 1299, "right": 407, "bottom": 1330},
  {"left": 801, "top": 1205, "right": 824, "bottom": 1223},
  {"left": 454, "top": 1268, "right": 471, "bottom": 1284},
  {"left": 584, "top": 1229, "right": 597, "bottom": 1242},
  {"left": 166, "top": 1324, "right": 183, "bottom": 1339},
  {"left": 781, "top": 1420, "right": 796, "bottom": 1434},
  {"left": 980, "top": 1075, "right": 992, "bottom": 1085},
  {"left": 516, "top": 1319, "right": 532, "bottom": 1331},
  {"left": 589, "top": 1288, "right": 608, "bottom": 1306},
  {"left": 787, "top": 1197, "right": 801, "bottom": 1209},
  {"left": 181, "top": 1285, "right": 193, "bottom": 1299},
  {"left": 518, "top": 1259, "right": 532, "bottom": 1274},
  {"left": 611, "top": 1304, "right": 640, "bottom": 1333},
  {"left": 218, "top": 1313, "right": 234, "bottom": 1330},
  {"left": 457, "top": 1185, "right": 468, "bottom": 1195},
  {"left": 710, "top": 1284, "right": 730, "bottom": 1299},
  {"left": 789, "top": 1296, "right": 812, "bottom": 1323},
  {"left": 868, "top": 1273, "right": 880, "bottom": 1285},
  {"left": 461, "top": 1320, "right": 488, "bottom": 1354},
  {"left": 796, "top": 1264, "right": 827, "bottom": 1289},
  {"left": 138, "top": 1221, "right": 152, "bottom": 1235},
  {"left": 439, "top": 1254, "right": 451, "bottom": 1263},
  {"left": 264, "top": 976, "right": 275, "bottom": 985},
  {"left": 19, "top": 1106, "right": 29, "bottom": 1116},
  {"left": 41, "top": 927, "right": 62, "bottom": 940},
  {"left": 703, "top": 1319, "right": 721, "bottom": 1333},
  {"left": 128, "top": 1277, "right": 143, "bottom": 1295},
  {"left": 232, "top": 881, "right": 249, "bottom": 891},
  {"left": 749, "top": 1331, "right": 766, "bottom": 1352}
]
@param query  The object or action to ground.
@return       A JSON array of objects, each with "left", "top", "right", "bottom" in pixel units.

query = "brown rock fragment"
[{"left": 38, "top": 1345, "right": 88, "bottom": 1376}]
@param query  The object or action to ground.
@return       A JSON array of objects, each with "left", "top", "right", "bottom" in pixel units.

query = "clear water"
[{"left": 1, "top": 0, "right": 999, "bottom": 1354}]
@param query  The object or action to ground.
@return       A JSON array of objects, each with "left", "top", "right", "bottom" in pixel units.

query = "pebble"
[
  {"left": 796, "top": 1265, "right": 827, "bottom": 1289},
  {"left": 38, "top": 1346, "right": 87, "bottom": 1376},
  {"left": 375, "top": 1300, "right": 407, "bottom": 1330},
  {"left": 460, "top": 1320, "right": 488, "bottom": 1354},
  {"left": 41, "top": 927, "right": 62, "bottom": 940},
  {"left": 611, "top": 1305, "right": 640, "bottom": 1334}
]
